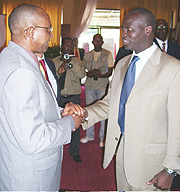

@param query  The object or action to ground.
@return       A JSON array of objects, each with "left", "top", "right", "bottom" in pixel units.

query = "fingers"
[
  {"left": 63, "top": 102, "right": 84, "bottom": 117},
  {"left": 146, "top": 177, "right": 158, "bottom": 187},
  {"left": 73, "top": 115, "right": 83, "bottom": 130},
  {"left": 58, "top": 66, "right": 65, "bottom": 74}
]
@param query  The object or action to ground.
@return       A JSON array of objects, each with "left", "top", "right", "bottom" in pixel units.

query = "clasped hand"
[
  {"left": 62, "top": 102, "right": 86, "bottom": 131},
  {"left": 87, "top": 69, "right": 102, "bottom": 78}
]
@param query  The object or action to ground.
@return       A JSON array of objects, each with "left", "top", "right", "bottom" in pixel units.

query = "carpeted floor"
[{"left": 60, "top": 123, "right": 116, "bottom": 191}]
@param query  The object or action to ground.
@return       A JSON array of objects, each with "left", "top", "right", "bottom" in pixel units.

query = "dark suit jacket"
[
  {"left": 45, "top": 57, "right": 61, "bottom": 105},
  {"left": 115, "top": 46, "right": 132, "bottom": 66},
  {"left": 154, "top": 38, "right": 180, "bottom": 60}
]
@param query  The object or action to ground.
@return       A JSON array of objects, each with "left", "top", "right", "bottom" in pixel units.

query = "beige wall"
[
  {"left": 63, "top": 0, "right": 74, "bottom": 24},
  {"left": 96, "top": 0, "right": 120, "bottom": 9}
]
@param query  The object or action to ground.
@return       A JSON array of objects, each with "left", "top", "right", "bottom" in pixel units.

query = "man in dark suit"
[
  {"left": 115, "top": 46, "right": 132, "bottom": 66},
  {"left": 154, "top": 19, "right": 180, "bottom": 60}
]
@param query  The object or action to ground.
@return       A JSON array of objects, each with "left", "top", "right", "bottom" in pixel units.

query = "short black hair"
[
  {"left": 61, "top": 37, "right": 73, "bottom": 45},
  {"left": 93, "top": 33, "right": 103, "bottom": 41},
  {"left": 127, "top": 8, "right": 156, "bottom": 34},
  {"left": 156, "top": 19, "right": 168, "bottom": 28}
]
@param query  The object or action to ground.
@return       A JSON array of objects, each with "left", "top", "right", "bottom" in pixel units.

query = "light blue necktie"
[{"left": 118, "top": 56, "right": 140, "bottom": 134}]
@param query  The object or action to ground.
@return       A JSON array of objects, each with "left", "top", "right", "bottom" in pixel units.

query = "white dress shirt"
[
  {"left": 156, "top": 37, "right": 168, "bottom": 52},
  {"left": 130, "top": 43, "right": 158, "bottom": 81}
]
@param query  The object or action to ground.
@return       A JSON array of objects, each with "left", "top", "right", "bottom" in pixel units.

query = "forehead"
[
  {"left": 64, "top": 39, "right": 73, "bottom": 45},
  {"left": 93, "top": 35, "right": 102, "bottom": 41},
  {"left": 156, "top": 20, "right": 167, "bottom": 26},
  {"left": 122, "top": 13, "right": 145, "bottom": 27}
]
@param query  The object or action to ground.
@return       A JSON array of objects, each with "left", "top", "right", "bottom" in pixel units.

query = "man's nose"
[{"left": 121, "top": 29, "right": 127, "bottom": 37}]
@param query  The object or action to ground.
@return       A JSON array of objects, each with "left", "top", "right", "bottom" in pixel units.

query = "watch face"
[{"left": 166, "top": 168, "right": 178, "bottom": 177}]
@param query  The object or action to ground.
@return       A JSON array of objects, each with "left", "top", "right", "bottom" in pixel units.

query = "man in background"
[
  {"left": 154, "top": 18, "right": 180, "bottom": 60},
  {"left": 82, "top": 8, "right": 180, "bottom": 190},
  {"left": 80, "top": 33, "right": 114, "bottom": 148},
  {"left": 53, "top": 37, "right": 85, "bottom": 162},
  {"left": 0, "top": 4, "right": 82, "bottom": 190}
]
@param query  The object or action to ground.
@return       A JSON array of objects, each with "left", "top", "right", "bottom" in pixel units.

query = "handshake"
[{"left": 62, "top": 102, "right": 87, "bottom": 131}]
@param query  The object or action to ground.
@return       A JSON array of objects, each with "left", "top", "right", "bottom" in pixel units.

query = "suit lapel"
[
  {"left": 128, "top": 48, "right": 161, "bottom": 100},
  {"left": 120, "top": 55, "right": 132, "bottom": 85},
  {"left": 23, "top": 54, "right": 57, "bottom": 103},
  {"left": 154, "top": 38, "right": 162, "bottom": 51},
  {"left": 9, "top": 41, "right": 57, "bottom": 104}
]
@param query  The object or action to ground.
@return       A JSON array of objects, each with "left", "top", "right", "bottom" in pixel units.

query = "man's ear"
[
  {"left": 24, "top": 26, "right": 34, "bottom": 39},
  {"left": 145, "top": 26, "right": 153, "bottom": 37}
]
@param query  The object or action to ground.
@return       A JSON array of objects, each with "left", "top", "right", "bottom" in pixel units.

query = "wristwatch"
[{"left": 165, "top": 168, "right": 178, "bottom": 177}]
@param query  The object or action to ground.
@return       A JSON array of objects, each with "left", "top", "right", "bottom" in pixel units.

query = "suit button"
[{"left": 115, "top": 137, "right": 118, "bottom": 141}]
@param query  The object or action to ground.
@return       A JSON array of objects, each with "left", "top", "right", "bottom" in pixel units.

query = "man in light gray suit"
[
  {"left": 82, "top": 8, "right": 180, "bottom": 191},
  {"left": 0, "top": 4, "right": 83, "bottom": 191}
]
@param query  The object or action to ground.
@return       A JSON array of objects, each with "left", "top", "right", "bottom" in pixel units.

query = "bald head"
[{"left": 8, "top": 4, "right": 49, "bottom": 36}]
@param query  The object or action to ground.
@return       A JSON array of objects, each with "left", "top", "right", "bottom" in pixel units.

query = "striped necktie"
[
  {"left": 162, "top": 43, "right": 166, "bottom": 52},
  {"left": 39, "top": 59, "right": 55, "bottom": 95}
]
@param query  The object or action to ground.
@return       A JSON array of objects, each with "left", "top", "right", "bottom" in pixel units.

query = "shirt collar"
[
  {"left": 132, "top": 43, "right": 158, "bottom": 63},
  {"left": 155, "top": 37, "right": 168, "bottom": 46},
  {"left": 37, "top": 54, "right": 45, "bottom": 61}
]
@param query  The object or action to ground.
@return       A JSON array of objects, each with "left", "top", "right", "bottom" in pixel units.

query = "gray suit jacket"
[
  {"left": 83, "top": 47, "right": 180, "bottom": 189},
  {"left": 0, "top": 41, "right": 74, "bottom": 190}
]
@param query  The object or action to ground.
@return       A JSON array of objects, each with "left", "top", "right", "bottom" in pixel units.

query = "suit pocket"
[
  {"left": 145, "top": 143, "right": 167, "bottom": 155},
  {"left": 36, "top": 151, "right": 60, "bottom": 171}
]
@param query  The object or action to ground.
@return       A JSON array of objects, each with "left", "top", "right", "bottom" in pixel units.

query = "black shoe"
[{"left": 72, "top": 154, "right": 81, "bottom": 162}]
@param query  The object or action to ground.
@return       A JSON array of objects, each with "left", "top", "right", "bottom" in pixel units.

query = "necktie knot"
[
  {"left": 39, "top": 59, "right": 47, "bottom": 72},
  {"left": 131, "top": 55, "right": 140, "bottom": 64}
]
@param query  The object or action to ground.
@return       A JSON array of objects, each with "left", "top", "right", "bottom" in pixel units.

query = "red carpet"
[{"left": 60, "top": 123, "right": 116, "bottom": 191}]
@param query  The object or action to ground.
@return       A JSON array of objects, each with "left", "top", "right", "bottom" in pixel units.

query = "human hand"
[
  {"left": 86, "top": 70, "right": 94, "bottom": 78},
  {"left": 81, "top": 108, "right": 88, "bottom": 123},
  {"left": 62, "top": 102, "right": 85, "bottom": 118},
  {"left": 93, "top": 69, "right": 102, "bottom": 77},
  {"left": 72, "top": 115, "right": 83, "bottom": 131},
  {"left": 146, "top": 169, "right": 174, "bottom": 190},
  {"left": 58, "top": 63, "right": 66, "bottom": 74}
]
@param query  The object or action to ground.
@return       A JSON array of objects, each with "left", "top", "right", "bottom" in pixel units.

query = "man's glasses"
[
  {"left": 157, "top": 26, "right": 166, "bottom": 29},
  {"left": 24, "top": 25, "right": 53, "bottom": 34}
]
